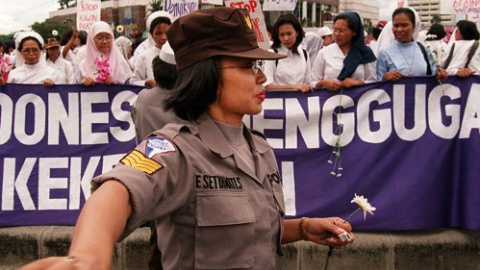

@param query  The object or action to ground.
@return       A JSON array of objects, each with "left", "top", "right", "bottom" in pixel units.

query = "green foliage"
[
  {"left": 431, "top": 14, "right": 442, "bottom": 24},
  {"left": 148, "top": 0, "right": 163, "bottom": 13},
  {"left": 31, "top": 18, "right": 72, "bottom": 43},
  {"left": 58, "top": 0, "right": 77, "bottom": 9},
  {"left": 0, "top": 34, "right": 14, "bottom": 41}
]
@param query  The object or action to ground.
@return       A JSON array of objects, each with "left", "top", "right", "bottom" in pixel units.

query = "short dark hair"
[
  {"left": 372, "top": 27, "right": 382, "bottom": 40},
  {"left": 334, "top": 13, "right": 356, "bottom": 32},
  {"left": 152, "top": 56, "right": 177, "bottom": 89},
  {"left": 271, "top": 14, "right": 304, "bottom": 55},
  {"left": 426, "top": 23, "right": 446, "bottom": 41},
  {"left": 164, "top": 57, "right": 221, "bottom": 121},
  {"left": 456, "top": 20, "right": 479, "bottom": 41},
  {"left": 149, "top": 17, "right": 171, "bottom": 35},
  {"left": 78, "top": 31, "right": 88, "bottom": 45},
  {"left": 18, "top": 36, "right": 42, "bottom": 52},
  {"left": 392, "top": 7, "right": 416, "bottom": 26}
]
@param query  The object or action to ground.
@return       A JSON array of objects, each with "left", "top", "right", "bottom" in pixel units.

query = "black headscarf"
[{"left": 337, "top": 12, "right": 377, "bottom": 80}]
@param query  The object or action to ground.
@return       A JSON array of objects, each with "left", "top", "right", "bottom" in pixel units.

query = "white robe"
[
  {"left": 263, "top": 45, "right": 312, "bottom": 87},
  {"left": 442, "top": 40, "right": 477, "bottom": 75},
  {"left": 46, "top": 57, "right": 75, "bottom": 84},
  {"left": 131, "top": 46, "right": 161, "bottom": 86},
  {"left": 311, "top": 43, "right": 376, "bottom": 86},
  {"left": 7, "top": 62, "right": 57, "bottom": 84}
]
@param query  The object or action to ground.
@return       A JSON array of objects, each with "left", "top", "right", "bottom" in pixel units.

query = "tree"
[
  {"left": 31, "top": 18, "right": 72, "bottom": 42},
  {"left": 431, "top": 14, "right": 442, "bottom": 24},
  {"left": 58, "top": 0, "right": 77, "bottom": 9},
  {"left": 148, "top": 0, "right": 163, "bottom": 13}
]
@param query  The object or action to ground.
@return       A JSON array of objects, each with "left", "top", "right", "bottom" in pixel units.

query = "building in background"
[
  {"left": 408, "top": 0, "right": 455, "bottom": 28},
  {"left": 49, "top": 0, "right": 380, "bottom": 35}
]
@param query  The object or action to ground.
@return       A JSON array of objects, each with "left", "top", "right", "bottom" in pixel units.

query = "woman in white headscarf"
[
  {"left": 376, "top": 7, "right": 447, "bottom": 81},
  {"left": 3, "top": 32, "right": 57, "bottom": 87},
  {"left": 131, "top": 14, "right": 172, "bottom": 87},
  {"left": 130, "top": 11, "right": 173, "bottom": 67},
  {"left": 115, "top": 36, "right": 134, "bottom": 70},
  {"left": 76, "top": 21, "right": 133, "bottom": 85}
]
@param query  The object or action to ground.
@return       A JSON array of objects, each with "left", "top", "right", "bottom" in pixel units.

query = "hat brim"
[{"left": 219, "top": 47, "right": 286, "bottom": 60}]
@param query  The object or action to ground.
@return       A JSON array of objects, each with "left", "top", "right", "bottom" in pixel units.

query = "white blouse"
[
  {"left": 131, "top": 46, "right": 161, "bottom": 86},
  {"left": 311, "top": 43, "right": 376, "bottom": 87},
  {"left": 46, "top": 58, "right": 75, "bottom": 84},
  {"left": 263, "top": 45, "right": 312, "bottom": 87},
  {"left": 7, "top": 62, "right": 57, "bottom": 84}
]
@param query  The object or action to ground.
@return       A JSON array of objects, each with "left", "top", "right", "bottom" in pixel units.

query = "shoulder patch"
[
  {"left": 145, "top": 137, "right": 176, "bottom": 158},
  {"left": 121, "top": 150, "right": 163, "bottom": 175}
]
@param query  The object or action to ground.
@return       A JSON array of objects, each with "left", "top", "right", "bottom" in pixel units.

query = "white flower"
[
  {"left": 350, "top": 193, "right": 376, "bottom": 220},
  {"left": 116, "top": 25, "right": 124, "bottom": 33},
  {"left": 52, "top": 30, "right": 58, "bottom": 37}
]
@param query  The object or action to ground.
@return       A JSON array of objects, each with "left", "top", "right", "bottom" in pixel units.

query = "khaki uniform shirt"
[
  {"left": 92, "top": 113, "right": 285, "bottom": 269},
  {"left": 131, "top": 86, "right": 184, "bottom": 142}
]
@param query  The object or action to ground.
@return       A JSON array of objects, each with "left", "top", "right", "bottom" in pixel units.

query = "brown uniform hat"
[
  {"left": 45, "top": 38, "right": 61, "bottom": 49},
  {"left": 167, "top": 7, "right": 286, "bottom": 70}
]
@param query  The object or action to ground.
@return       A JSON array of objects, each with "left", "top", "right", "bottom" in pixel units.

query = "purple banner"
[
  {"left": 1, "top": 77, "right": 479, "bottom": 231},
  {"left": 244, "top": 76, "right": 480, "bottom": 230},
  {"left": 0, "top": 84, "right": 143, "bottom": 226}
]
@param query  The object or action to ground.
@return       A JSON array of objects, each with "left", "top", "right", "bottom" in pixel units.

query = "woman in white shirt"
[
  {"left": 263, "top": 14, "right": 313, "bottom": 93},
  {"left": 131, "top": 14, "right": 172, "bottom": 87},
  {"left": 45, "top": 38, "right": 75, "bottom": 84},
  {"left": 4, "top": 32, "right": 57, "bottom": 86},
  {"left": 311, "top": 12, "right": 376, "bottom": 91},
  {"left": 442, "top": 20, "right": 480, "bottom": 77}
]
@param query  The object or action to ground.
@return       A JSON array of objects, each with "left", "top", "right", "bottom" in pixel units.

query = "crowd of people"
[
  {"left": 3, "top": 5, "right": 478, "bottom": 270},
  {"left": 1, "top": 7, "right": 479, "bottom": 89}
]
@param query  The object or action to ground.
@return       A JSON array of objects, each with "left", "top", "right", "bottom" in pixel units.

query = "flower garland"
[
  {"left": 0, "top": 53, "right": 12, "bottom": 77},
  {"left": 93, "top": 56, "right": 111, "bottom": 84}
]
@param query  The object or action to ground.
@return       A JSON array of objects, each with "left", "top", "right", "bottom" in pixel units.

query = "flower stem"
[{"left": 344, "top": 207, "right": 361, "bottom": 222}]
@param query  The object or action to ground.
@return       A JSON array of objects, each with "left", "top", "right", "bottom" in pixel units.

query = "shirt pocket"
[{"left": 195, "top": 191, "right": 255, "bottom": 269}]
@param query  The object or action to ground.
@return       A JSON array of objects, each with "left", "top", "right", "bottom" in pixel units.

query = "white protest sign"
[
  {"left": 163, "top": 0, "right": 199, "bottom": 21},
  {"left": 440, "top": 0, "right": 480, "bottom": 14},
  {"left": 225, "top": 0, "right": 271, "bottom": 50},
  {"left": 77, "top": 0, "right": 101, "bottom": 31},
  {"left": 262, "top": 0, "right": 297, "bottom": 11},
  {"left": 201, "top": 0, "right": 224, "bottom": 5}
]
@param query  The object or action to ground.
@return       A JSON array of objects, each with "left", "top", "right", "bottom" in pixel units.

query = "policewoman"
[{"left": 21, "top": 8, "right": 354, "bottom": 270}]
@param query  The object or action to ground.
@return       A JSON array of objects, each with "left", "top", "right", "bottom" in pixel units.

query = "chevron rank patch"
[
  {"left": 145, "top": 137, "right": 176, "bottom": 158},
  {"left": 120, "top": 150, "right": 163, "bottom": 175}
]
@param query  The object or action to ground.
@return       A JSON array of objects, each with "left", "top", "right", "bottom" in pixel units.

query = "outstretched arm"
[{"left": 21, "top": 180, "right": 132, "bottom": 270}]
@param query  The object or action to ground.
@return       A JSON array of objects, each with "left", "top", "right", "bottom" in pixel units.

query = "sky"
[{"left": 0, "top": 0, "right": 399, "bottom": 36}]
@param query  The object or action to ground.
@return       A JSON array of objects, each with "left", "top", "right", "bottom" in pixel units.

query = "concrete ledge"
[{"left": 1, "top": 227, "right": 479, "bottom": 269}]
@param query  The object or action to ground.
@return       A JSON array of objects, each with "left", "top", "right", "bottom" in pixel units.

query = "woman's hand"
[
  {"left": 342, "top": 78, "right": 364, "bottom": 88},
  {"left": 105, "top": 76, "right": 116, "bottom": 85},
  {"left": 303, "top": 217, "right": 354, "bottom": 249},
  {"left": 81, "top": 77, "right": 96, "bottom": 86},
  {"left": 382, "top": 70, "right": 403, "bottom": 82},
  {"left": 457, "top": 68, "right": 475, "bottom": 78},
  {"left": 42, "top": 79, "right": 55, "bottom": 87},
  {"left": 21, "top": 255, "right": 98, "bottom": 270},
  {"left": 321, "top": 79, "right": 343, "bottom": 92},
  {"left": 294, "top": 83, "right": 313, "bottom": 93},
  {"left": 0, "top": 77, "right": 5, "bottom": 86}
]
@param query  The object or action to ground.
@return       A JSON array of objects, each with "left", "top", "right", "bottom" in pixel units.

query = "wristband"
[{"left": 299, "top": 217, "right": 308, "bottom": 241}]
